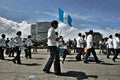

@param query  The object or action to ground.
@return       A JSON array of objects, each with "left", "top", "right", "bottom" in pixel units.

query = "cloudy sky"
[{"left": 0, "top": 0, "right": 120, "bottom": 39}]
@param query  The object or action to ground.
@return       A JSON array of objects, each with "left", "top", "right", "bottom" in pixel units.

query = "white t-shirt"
[
  {"left": 47, "top": 27, "right": 57, "bottom": 46},
  {"left": 86, "top": 34, "right": 93, "bottom": 49},
  {"left": 76, "top": 37, "right": 83, "bottom": 48}
]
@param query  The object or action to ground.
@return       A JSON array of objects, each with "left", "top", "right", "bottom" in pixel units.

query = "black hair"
[
  {"left": 78, "top": 33, "right": 81, "bottom": 36},
  {"left": 16, "top": 31, "right": 22, "bottom": 35},
  {"left": 1, "top": 34, "right": 5, "bottom": 38},
  {"left": 82, "top": 35, "right": 85, "bottom": 38},
  {"left": 89, "top": 30, "right": 93, "bottom": 34},
  {"left": 28, "top": 35, "right": 31, "bottom": 38},
  {"left": 51, "top": 20, "right": 58, "bottom": 27},
  {"left": 109, "top": 35, "right": 112, "bottom": 38},
  {"left": 115, "top": 33, "right": 119, "bottom": 37}
]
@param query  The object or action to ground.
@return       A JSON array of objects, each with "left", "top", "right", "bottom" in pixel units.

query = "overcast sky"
[{"left": 0, "top": 0, "right": 120, "bottom": 39}]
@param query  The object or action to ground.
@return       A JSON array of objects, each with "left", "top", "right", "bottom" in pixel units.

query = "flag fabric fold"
[{"left": 59, "top": 8, "right": 72, "bottom": 26}]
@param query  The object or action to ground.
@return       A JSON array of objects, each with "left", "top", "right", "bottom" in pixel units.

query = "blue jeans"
[{"left": 43, "top": 46, "right": 61, "bottom": 74}]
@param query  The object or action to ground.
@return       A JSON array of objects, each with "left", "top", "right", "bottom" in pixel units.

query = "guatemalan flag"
[{"left": 59, "top": 8, "right": 72, "bottom": 26}]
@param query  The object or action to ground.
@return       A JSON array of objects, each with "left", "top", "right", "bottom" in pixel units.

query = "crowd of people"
[
  {"left": 0, "top": 20, "right": 119, "bottom": 76},
  {"left": 0, "top": 31, "right": 33, "bottom": 64}
]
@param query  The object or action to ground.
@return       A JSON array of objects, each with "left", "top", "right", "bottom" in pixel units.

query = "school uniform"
[
  {"left": 113, "top": 37, "right": 120, "bottom": 61},
  {"left": 8, "top": 39, "right": 15, "bottom": 57},
  {"left": 84, "top": 34, "right": 99, "bottom": 63},
  {"left": 107, "top": 38, "right": 115, "bottom": 58},
  {"left": 75, "top": 36, "right": 83, "bottom": 61},
  {"left": 43, "top": 27, "right": 61, "bottom": 75},
  {"left": 25, "top": 38, "right": 33, "bottom": 59},
  {"left": 13, "top": 36, "right": 22, "bottom": 64},
  {"left": 0, "top": 38, "right": 6, "bottom": 60}
]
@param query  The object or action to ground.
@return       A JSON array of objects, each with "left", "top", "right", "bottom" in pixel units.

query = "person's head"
[
  {"left": 82, "top": 35, "right": 85, "bottom": 39},
  {"left": 78, "top": 33, "right": 81, "bottom": 37},
  {"left": 109, "top": 35, "right": 112, "bottom": 38},
  {"left": 51, "top": 20, "right": 58, "bottom": 29},
  {"left": 28, "top": 35, "right": 31, "bottom": 38},
  {"left": 16, "top": 31, "right": 22, "bottom": 36},
  {"left": 115, "top": 33, "right": 119, "bottom": 37},
  {"left": 10, "top": 38, "right": 13, "bottom": 40},
  {"left": 89, "top": 30, "right": 93, "bottom": 35},
  {"left": 1, "top": 34, "right": 6, "bottom": 38}
]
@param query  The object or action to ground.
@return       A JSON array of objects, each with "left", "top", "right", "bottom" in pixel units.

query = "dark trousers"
[
  {"left": 84, "top": 47, "right": 99, "bottom": 62},
  {"left": 75, "top": 48, "right": 83, "bottom": 61},
  {"left": 107, "top": 48, "right": 115, "bottom": 58},
  {"left": 13, "top": 47, "right": 21, "bottom": 64},
  {"left": 9, "top": 48, "right": 14, "bottom": 57},
  {"left": 113, "top": 49, "right": 119, "bottom": 60},
  {"left": 25, "top": 46, "right": 32, "bottom": 59},
  {"left": 0, "top": 47, "right": 5, "bottom": 60},
  {"left": 28, "top": 46, "right": 32, "bottom": 58},
  {"left": 25, "top": 48, "right": 28, "bottom": 59},
  {"left": 43, "top": 46, "right": 61, "bottom": 74}
]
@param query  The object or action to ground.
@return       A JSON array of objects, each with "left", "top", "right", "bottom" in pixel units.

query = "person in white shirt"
[
  {"left": 12, "top": 31, "right": 22, "bottom": 64},
  {"left": 25, "top": 35, "right": 33, "bottom": 59},
  {"left": 106, "top": 35, "right": 115, "bottom": 58},
  {"left": 8, "top": 38, "right": 15, "bottom": 57},
  {"left": 112, "top": 33, "right": 120, "bottom": 62},
  {"left": 43, "top": 20, "right": 61, "bottom": 75},
  {"left": 0, "top": 34, "right": 6, "bottom": 60},
  {"left": 75, "top": 33, "right": 83, "bottom": 61},
  {"left": 84, "top": 30, "right": 100, "bottom": 63}
]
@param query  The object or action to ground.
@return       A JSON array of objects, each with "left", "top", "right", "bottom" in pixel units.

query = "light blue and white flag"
[{"left": 59, "top": 8, "right": 72, "bottom": 26}]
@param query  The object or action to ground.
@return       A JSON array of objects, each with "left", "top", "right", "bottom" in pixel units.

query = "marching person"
[
  {"left": 25, "top": 35, "right": 33, "bottom": 59},
  {"left": 12, "top": 31, "right": 23, "bottom": 64},
  {"left": 106, "top": 35, "right": 115, "bottom": 58},
  {"left": 0, "top": 34, "right": 6, "bottom": 60},
  {"left": 84, "top": 30, "right": 100, "bottom": 63},
  {"left": 75, "top": 33, "right": 83, "bottom": 61},
  {"left": 112, "top": 33, "right": 120, "bottom": 62},
  {"left": 8, "top": 38, "right": 15, "bottom": 57},
  {"left": 43, "top": 20, "right": 61, "bottom": 75}
]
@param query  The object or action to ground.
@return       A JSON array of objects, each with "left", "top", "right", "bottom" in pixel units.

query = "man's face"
[{"left": 53, "top": 24, "right": 58, "bottom": 29}]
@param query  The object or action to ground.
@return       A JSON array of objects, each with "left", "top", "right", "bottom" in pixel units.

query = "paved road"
[{"left": 0, "top": 49, "right": 120, "bottom": 80}]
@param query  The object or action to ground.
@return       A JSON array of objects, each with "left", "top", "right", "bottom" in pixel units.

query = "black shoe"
[
  {"left": 17, "top": 62, "right": 22, "bottom": 64},
  {"left": 29, "top": 57, "right": 32, "bottom": 59},
  {"left": 84, "top": 61, "right": 88, "bottom": 64},
  {"left": 43, "top": 70, "right": 51, "bottom": 73},
  {"left": 107, "top": 56, "right": 110, "bottom": 59},
  {"left": 12, "top": 60, "right": 16, "bottom": 64},
  {"left": 55, "top": 73, "right": 61, "bottom": 75},
  {"left": 75, "top": 57, "right": 82, "bottom": 61},
  {"left": 112, "top": 58, "right": 115, "bottom": 62},
  {"left": 96, "top": 61, "right": 101, "bottom": 63}
]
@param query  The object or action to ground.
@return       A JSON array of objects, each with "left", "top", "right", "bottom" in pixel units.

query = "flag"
[{"left": 59, "top": 8, "right": 72, "bottom": 26}]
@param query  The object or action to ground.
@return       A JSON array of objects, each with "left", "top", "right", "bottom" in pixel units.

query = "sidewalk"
[{"left": 0, "top": 49, "right": 120, "bottom": 80}]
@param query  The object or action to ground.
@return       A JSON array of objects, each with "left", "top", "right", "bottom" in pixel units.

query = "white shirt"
[
  {"left": 25, "top": 38, "right": 33, "bottom": 46},
  {"left": 107, "top": 38, "right": 113, "bottom": 48},
  {"left": 47, "top": 27, "right": 57, "bottom": 46},
  {"left": 86, "top": 34, "right": 93, "bottom": 49},
  {"left": 113, "top": 37, "right": 120, "bottom": 49},
  {"left": 0, "top": 38, "right": 6, "bottom": 47},
  {"left": 13, "top": 36, "right": 23, "bottom": 47},
  {"left": 8, "top": 39, "right": 15, "bottom": 48},
  {"left": 76, "top": 37, "right": 83, "bottom": 48}
]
